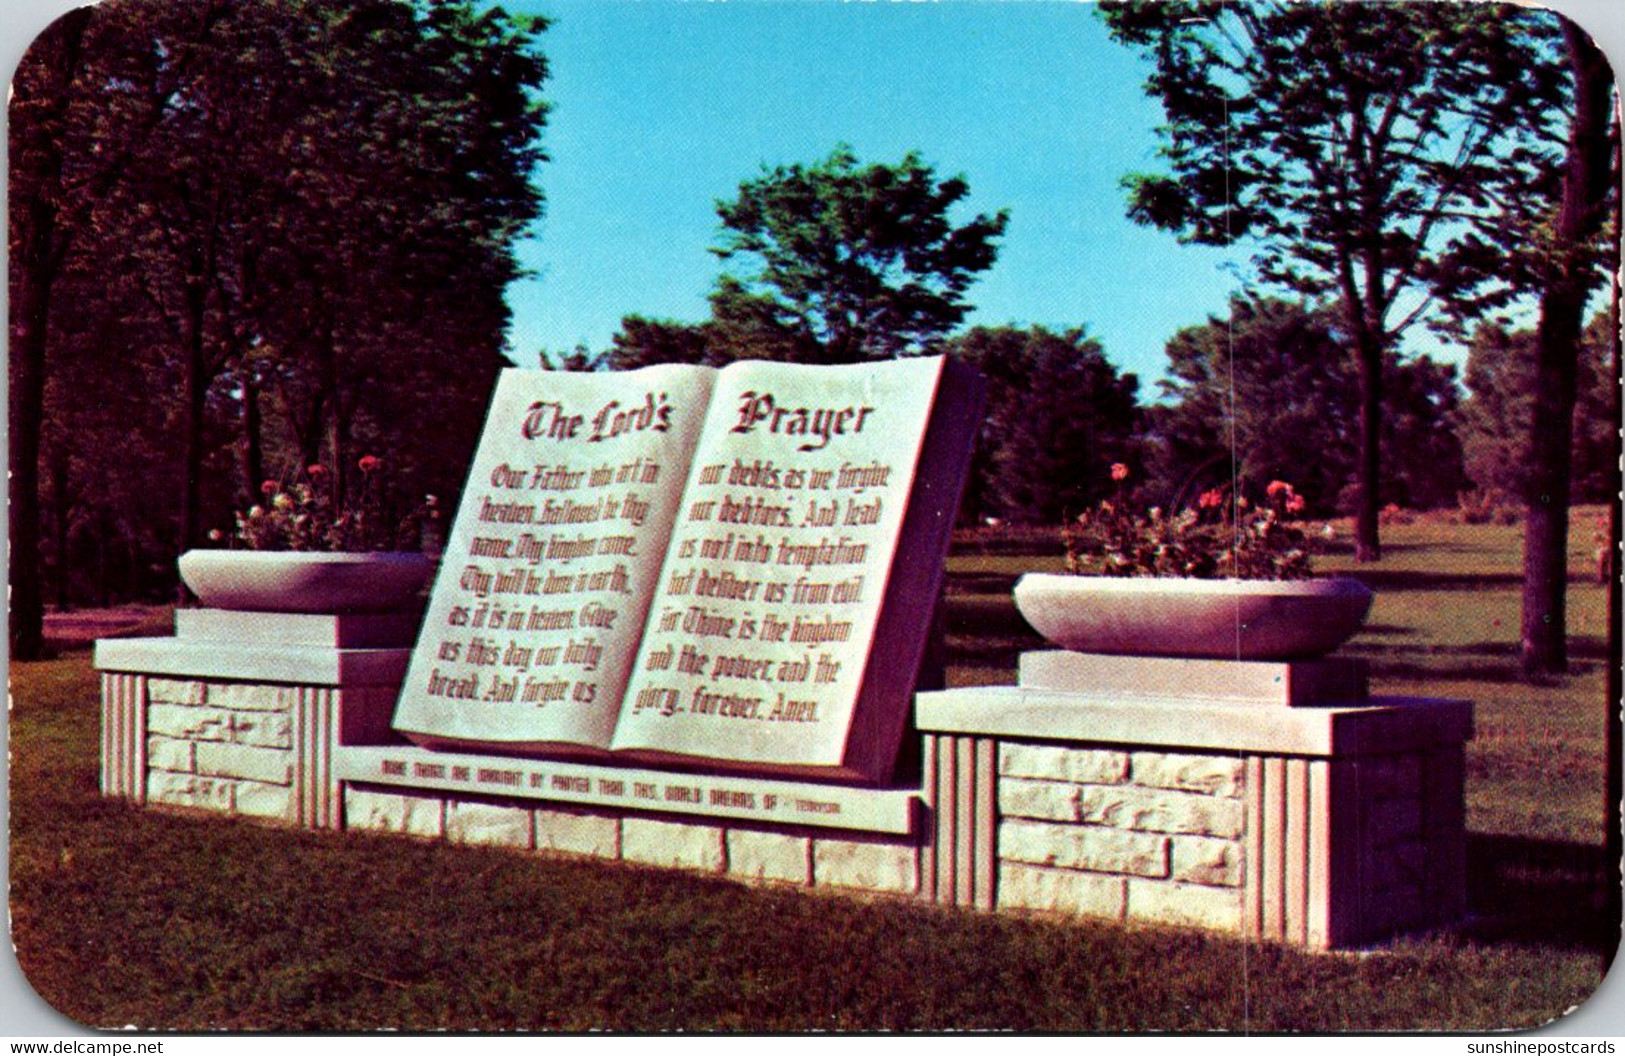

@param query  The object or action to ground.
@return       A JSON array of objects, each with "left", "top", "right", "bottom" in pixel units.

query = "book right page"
[{"left": 610, "top": 356, "right": 953, "bottom": 779}]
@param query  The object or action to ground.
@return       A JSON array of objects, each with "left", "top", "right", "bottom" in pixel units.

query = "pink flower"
[
  {"left": 306, "top": 464, "right": 327, "bottom": 479},
  {"left": 1198, "top": 488, "right": 1224, "bottom": 510},
  {"left": 260, "top": 480, "right": 277, "bottom": 496},
  {"left": 1266, "top": 480, "right": 1292, "bottom": 498},
  {"left": 1110, "top": 463, "right": 1130, "bottom": 482},
  {"left": 357, "top": 455, "right": 381, "bottom": 474},
  {"left": 1286, "top": 493, "right": 1306, "bottom": 514}
]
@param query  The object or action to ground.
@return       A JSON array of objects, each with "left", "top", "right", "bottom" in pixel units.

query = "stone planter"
[
  {"left": 1013, "top": 573, "right": 1373, "bottom": 661},
  {"left": 178, "top": 550, "right": 436, "bottom": 614}
]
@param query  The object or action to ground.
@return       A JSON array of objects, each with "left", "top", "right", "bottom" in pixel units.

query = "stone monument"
[{"left": 95, "top": 357, "right": 1472, "bottom": 950}]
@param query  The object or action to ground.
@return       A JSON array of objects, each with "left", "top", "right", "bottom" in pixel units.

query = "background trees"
[
  {"left": 8, "top": 0, "right": 549, "bottom": 656},
  {"left": 607, "top": 146, "right": 1010, "bottom": 368},
  {"left": 946, "top": 326, "right": 1142, "bottom": 524},
  {"left": 1099, "top": 0, "right": 1567, "bottom": 562},
  {"left": 710, "top": 146, "right": 1009, "bottom": 364},
  {"left": 1148, "top": 298, "right": 1466, "bottom": 517},
  {"left": 1455, "top": 315, "right": 1618, "bottom": 510}
]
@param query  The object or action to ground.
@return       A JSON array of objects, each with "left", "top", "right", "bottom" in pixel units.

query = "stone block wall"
[
  {"left": 101, "top": 632, "right": 1471, "bottom": 951},
  {"left": 995, "top": 743, "right": 1247, "bottom": 932},
  {"left": 103, "top": 668, "right": 401, "bottom": 831},
  {"left": 144, "top": 677, "right": 298, "bottom": 820},
  {"left": 342, "top": 786, "right": 922, "bottom": 896},
  {"left": 916, "top": 676, "right": 1473, "bottom": 949}
]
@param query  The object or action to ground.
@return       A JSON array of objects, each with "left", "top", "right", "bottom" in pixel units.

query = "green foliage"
[
  {"left": 1098, "top": 0, "right": 1568, "bottom": 559},
  {"left": 1149, "top": 297, "right": 1466, "bottom": 515},
  {"left": 708, "top": 145, "right": 1009, "bottom": 364},
  {"left": 1101, "top": 0, "right": 1563, "bottom": 304},
  {"left": 945, "top": 325, "right": 1141, "bottom": 524},
  {"left": 1455, "top": 314, "right": 1617, "bottom": 506},
  {"left": 605, "top": 315, "right": 723, "bottom": 370},
  {"left": 11, "top": 0, "right": 550, "bottom": 608}
]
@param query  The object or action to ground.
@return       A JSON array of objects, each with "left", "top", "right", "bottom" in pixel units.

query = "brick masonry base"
[{"left": 99, "top": 628, "right": 1472, "bottom": 950}]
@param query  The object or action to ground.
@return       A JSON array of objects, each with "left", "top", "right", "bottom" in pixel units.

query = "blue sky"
[{"left": 502, "top": 0, "right": 1241, "bottom": 387}]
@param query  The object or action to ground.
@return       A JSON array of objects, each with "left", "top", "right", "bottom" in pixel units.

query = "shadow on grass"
[
  {"left": 1345, "top": 639, "right": 1521, "bottom": 684},
  {"left": 1350, "top": 633, "right": 1610, "bottom": 685},
  {"left": 1345, "top": 570, "right": 1609, "bottom": 592},
  {"left": 946, "top": 572, "right": 1023, "bottom": 596},
  {"left": 1463, "top": 833, "right": 1615, "bottom": 956},
  {"left": 1344, "top": 570, "right": 1523, "bottom": 592}
]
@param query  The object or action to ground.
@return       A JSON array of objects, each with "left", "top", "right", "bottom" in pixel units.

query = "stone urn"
[
  {"left": 1012, "top": 573, "right": 1373, "bottom": 661},
  {"left": 178, "top": 550, "right": 436, "bottom": 614}
]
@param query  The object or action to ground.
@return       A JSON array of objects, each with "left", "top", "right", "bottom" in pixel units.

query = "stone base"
[
  {"left": 914, "top": 652, "right": 1471, "bottom": 949},
  {"left": 174, "top": 609, "right": 421, "bottom": 649},
  {"left": 97, "top": 624, "right": 1472, "bottom": 950},
  {"left": 340, "top": 784, "right": 922, "bottom": 894},
  {"left": 97, "top": 610, "right": 414, "bottom": 828}
]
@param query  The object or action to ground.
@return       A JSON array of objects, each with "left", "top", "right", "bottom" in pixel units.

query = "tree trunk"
[
  {"left": 240, "top": 368, "right": 264, "bottom": 505},
  {"left": 1354, "top": 331, "right": 1384, "bottom": 563},
  {"left": 182, "top": 290, "right": 209, "bottom": 558},
  {"left": 8, "top": 8, "right": 92, "bottom": 659},
  {"left": 1520, "top": 23, "right": 1613, "bottom": 677},
  {"left": 49, "top": 439, "right": 72, "bottom": 613},
  {"left": 10, "top": 270, "right": 53, "bottom": 659}
]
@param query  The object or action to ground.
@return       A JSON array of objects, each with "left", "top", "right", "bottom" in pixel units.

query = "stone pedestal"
[
  {"left": 914, "top": 651, "right": 1472, "bottom": 949},
  {"left": 95, "top": 609, "right": 413, "bottom": 828}
]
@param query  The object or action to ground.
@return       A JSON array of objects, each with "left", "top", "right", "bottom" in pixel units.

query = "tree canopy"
[
  {"left": 1099, "top": 0, "right": 1568, "bottom": 561},
  {"left": 1149, "top": 297, "right": 1465, "bottom": 516},
  {"left": 707, "top": 146, "right": 1009, "bottom": 364},
  {"left": 946, "top": 325, "right": 1141, "bottom": 524},
  {"left": 9, "top": 0, "right": 550, "bottom": 655}
]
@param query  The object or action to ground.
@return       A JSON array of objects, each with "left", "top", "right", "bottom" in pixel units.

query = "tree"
[
  {"left": 708, "top": 146, "right": 1009, "bottom": 364},
  {"left": 1099, "top": 1, "right": 1565, "bottom": 561},
  {"left": 605, "top": 316, "right": 721, "bottom": 370},
  {"left": 1149, "top": 297, "right": 1464, "bottom": 515},
  {"left": 1455, "top": 314, "right": 1617, "bottom": 507},
  {"left": 9, "top": 8, "right": 95, "bottom": 657},
  {"left": 9, "top": 0, "right": 549, "bottom": 633},
  {"left": 1151, "top": 298, "right": 1357, "bottom": 514},
  {"left": 1494, "top": 27, "right": 1614, "bottom": 676},
  {"left": 946, "top": 326, "right": 1141, "bottom": 524}
]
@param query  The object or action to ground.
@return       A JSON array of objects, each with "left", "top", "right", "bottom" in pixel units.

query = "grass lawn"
[{"left": 9, "top": 515, "right": 1617, "bottom": 1031}]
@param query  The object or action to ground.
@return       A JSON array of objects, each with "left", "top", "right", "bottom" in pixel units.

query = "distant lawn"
[{"left": 9, "top": 513, "right": 1616, "bottom": 1031}]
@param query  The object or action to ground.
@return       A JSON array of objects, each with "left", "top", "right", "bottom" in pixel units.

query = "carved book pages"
[
  {"left": 393, "top": 362, "right": 716, "bottom": 755},
  {"left": 391, "top": 356, "right": 983, "bottom": 784}
]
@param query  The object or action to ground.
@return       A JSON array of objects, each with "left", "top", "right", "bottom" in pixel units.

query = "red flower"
[
  {"left": 306, "top": 464, "right": 327, "bottom": 479},
  {"left": 1266, "top": 480, "right": 1292, "bottom": 498},
  {"left": 1110, "top": 463, "right": 1130, "bottom": 482},
  {"left": 357, "top": 455, "right": 381, "bottom": 474},
  {"left": 1198, "top": 488, "right": 1224, "bottom": 510},
  {"left": 260, "top": 480, "right": 277, "bottom": 496},
  {"left": 1286, "top": 493, "right": 1306, "bottom": 514}
]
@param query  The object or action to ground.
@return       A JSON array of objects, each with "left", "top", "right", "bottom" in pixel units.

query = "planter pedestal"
[
  {"left": 96, "top": 608, "right": 414, "bottom": 828},
  {"left": 914, "top": 651, "right": 1471, "bottom": 948}
]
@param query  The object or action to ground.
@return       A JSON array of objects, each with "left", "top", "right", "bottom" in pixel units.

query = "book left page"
[{"left": 393, "top": 364, "right": 716, "bottom": 755}]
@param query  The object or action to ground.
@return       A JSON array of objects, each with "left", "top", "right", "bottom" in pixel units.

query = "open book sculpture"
[{"left": 392, "top": 356, "right": 983, "bottom": 784}]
